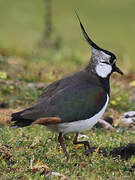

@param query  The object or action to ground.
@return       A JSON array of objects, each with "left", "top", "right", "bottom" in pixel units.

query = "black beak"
[{"left": 113, "top": 64, "right": 124, "bottom": 75}]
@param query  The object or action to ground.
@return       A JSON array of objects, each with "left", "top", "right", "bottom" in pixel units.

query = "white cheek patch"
[{"left": 95, "top": 63, "right": 112, "bottom": 78}]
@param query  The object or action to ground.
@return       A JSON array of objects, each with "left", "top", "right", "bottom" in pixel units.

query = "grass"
[
  {"left": 1, "top": 126, "right": 135, "bottom": 179},
  {"left": 0, "top": 0, "right": 135, "bottom": 179}
]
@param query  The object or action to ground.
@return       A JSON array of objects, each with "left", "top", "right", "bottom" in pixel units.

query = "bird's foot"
[
  {"left": 73, "top": 133, "right": 90, "bottom": 150},
  {"left": 58, "top": 132, "right": 70, "bottom": 161},
  {"left": 85, "top": 146, "right": 107, "bottom": 157},
  {"left": 65, "top": 152, "right": 70, "bottom": 162}
]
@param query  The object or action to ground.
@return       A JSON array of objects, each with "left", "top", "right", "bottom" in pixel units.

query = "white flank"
[{"left": 46, "top": 95, "right": 109, "bottom": 134}]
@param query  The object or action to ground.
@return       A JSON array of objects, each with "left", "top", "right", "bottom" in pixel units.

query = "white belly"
[{"left": 46, "top": 95, "right": 109, "bottom": 134}]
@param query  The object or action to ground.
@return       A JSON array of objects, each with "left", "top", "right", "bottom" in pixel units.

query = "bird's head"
[
  {"left": 76, "top": 13, "right": 123, "bottom": 78},
  {"left": 91, "top": 47, "right": 123, "bottom": 78}
]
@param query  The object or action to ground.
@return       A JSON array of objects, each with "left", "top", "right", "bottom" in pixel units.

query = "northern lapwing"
[{"left": 11, "top": 15, "right": 123, "bottom": 160}]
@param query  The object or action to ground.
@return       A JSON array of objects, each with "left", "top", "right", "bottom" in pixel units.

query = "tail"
[{"left": 10, "top": 110, "right": 34, "bottom": 128}]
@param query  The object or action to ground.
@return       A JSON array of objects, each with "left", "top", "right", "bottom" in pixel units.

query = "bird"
[{"left": 10, "top": 14, "right": 123, "bottom": 160}]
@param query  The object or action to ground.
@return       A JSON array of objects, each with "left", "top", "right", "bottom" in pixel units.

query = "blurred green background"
[{"left": 0, "top": 0, "right": 135, "bottom": 68}]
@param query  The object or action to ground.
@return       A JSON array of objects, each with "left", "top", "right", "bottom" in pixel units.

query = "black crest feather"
[
  {"left": 75, "top": 10, "right": 101, "bottom": 50},
  {"left": 75, "top": 11, "right": 117, "bottom": 59}
]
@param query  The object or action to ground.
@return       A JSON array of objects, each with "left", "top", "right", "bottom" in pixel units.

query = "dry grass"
[{"left": 0, "top": 109, "right": 14, "bottom": 125}]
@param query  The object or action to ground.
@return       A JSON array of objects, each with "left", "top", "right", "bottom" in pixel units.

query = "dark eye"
[{"left": 110, "top": 57, "right": 116, "bottom": 64}]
